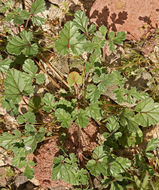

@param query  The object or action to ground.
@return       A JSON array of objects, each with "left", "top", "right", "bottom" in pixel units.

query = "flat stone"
[{"left": 89, "top": 0, "right": 159, "bottom": 40}]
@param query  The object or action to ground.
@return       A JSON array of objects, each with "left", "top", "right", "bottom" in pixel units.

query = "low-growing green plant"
[{"left": 0, "top": 1, "right": 159, "bottom": 189}]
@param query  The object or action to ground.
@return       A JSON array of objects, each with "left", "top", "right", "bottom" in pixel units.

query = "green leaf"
[
  {"left": 24, "top": 112, "right": 36, "bottom": 124},
  {"left": 42, "top": 93, "right": 54, "bottom": 112},
  {"left": 17, "top": 112, "right": 35, "bottom": 125},
  {"left": 30, "top": 0, "right": 45, "bottom": 15},
  {"left": 140, "top": 172, "right": 149, "bottom": 190},
  {"left": 88, "top": 23, "right": 96, "bottom": 34},
  {"left": 113, "top": 31, "right": 126, "bottom": 45},
  {"left": 24, "top": 165, "right": 34, "bottom": 179},
  {"left": 36, "top": 127, "right": 45, "bottom": 142},
  {"left": 23, "top": 59, "right": 38, "bottom": 78},
  {"left": 1, "top": 99, "right": 19, "bottom": 116},
  {"left": 17, "top": 115, "right": 25, "bottom": 124},
  {"left": 67, "top": 71, "right": 82, "bottom": 86},
  {"left": 145, "top": 152, "right": 154, "bottom": 158},
  {"left": 92, "top": 36, "right": 105, "bottom": 49},
  {"left": 89, "top": 48, "right": 102, "bottom": 63},
  {"left": 54, "top": 99, "right": 73, "bottom": 110},
  {"left": 108, "top": 31, "right": 125, "bottom": 52},
  {"left": 52, "top": 156, "right": 76, "bottom": 183},
  {"left": 93, "top": 145, "right": 106, "bottom": 159},
  {"left": 32, "top": 16, "right": 45, "bottom": 26},
  {"left": 83, "top": 41, "right": 96, "bottom": 53},
  {"left": 99, "top": 25, "right": 107, "bottom": 36},
  {"left": 0, "top": 132, "right": 21, "bottom": 149},
  {"left": 146, "top": 138, "right": 159, "bottom": 152},
  {"left": 28, "top": 96, "right": 42, "bottom": 112},
  {"left": 94, "top": 71, "right": 125, "bottom": 94},
  {"left": 0, "top": 58, "right": 12, "bottom": 73},
  {"left": 43, "top": 93, "right": 54, "bottom": 105},
  {"left": 7, "top": 31, "right": 38, "bottom": 56},
  {"left": 4, "top": 69, "right": 34, "bottom": 101},
  {"left": 108, "top": 31, "right": 115, "bottom": 41},
  {"left": 109, "top": 157, "right": 131, "bottom": 177},
  {"left": 86, "top": 84, "right": 101, "bottom": 103},
  {"left": 78, "top": 169, "right": 88, "bottom": 185},
  {"left": 12, "top": 154, "right": 27, "bottom": 168},
  {"left": 120, "top": 130, "right": 143, "bottom": 147},
  {"left": 52, "top": 154, "right": 87, "bottom": 185},
  {"left": 119, "top": 109, "right": 143, "bottom": 147},
  {"left": 135, "top": 98, "right": 159, "bottom": 127},
  {"left": 73, "top": 10, "right": 89, "bottom": 33},
  {"left": 86, "top": 146, "right": 109, "bottom": 176},
  {"left": 115, "top": 157, "right": 131, "bottom": 170},
  {"left": 115, "top": 87, "right": 148, "bottom": 105},
  {"left": 86, "top": 103, "right": 102, "bottom": 121},
  {"left": 114, "top": 132, "right": 122, "bottom": 140},
  {"left": 55, "top": 108, "right": 73, "bottom": 128},
  {"left": 24, "top": 124, "right": 37, "bottom": 136},
  {"left": 13, "top": 9, "right": 29, "bottom": 25},
  {"left": 120, "top": 109, "right": 139, "bottom": 132},
  {"left": 55, "top": 21, "right": 86, "bottom": 55},
  {"left": 106, "top": 116, "right": 120, "bottom": 132},
  {"left": 108, "top": 41, "right": 115, "bottom": 52},
  {"left": 24, "top": 136, "right": 37, "bottom": 153},
  {"left": 75, "top": 109, "right": 89, "bottom": 128},
  {"left": 12, "top": 146, "right": 26, "bottom": 158},
  {"left": 92, "top": 26, "right": 107, "bottom": 49},
  {"left": 110, "top": 182, "right": 124, "bottom": 190},
  {"left": 36, "top": 73, "right": 45, "bottom": 84},
  {"left": 5, "top": 12, "right": 13, "bottom": 22}
]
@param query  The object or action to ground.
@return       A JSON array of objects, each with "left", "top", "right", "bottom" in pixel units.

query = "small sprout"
[{"left": 67, "top": 71, "right": 82, "bottom": 87}]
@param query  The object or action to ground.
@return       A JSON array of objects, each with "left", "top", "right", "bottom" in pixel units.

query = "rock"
[
  {"left": 89, "top": 0, "right": 159, "bottom": 40},
  {"left": 15, "top": 174, "right": 40, "bottom": 190},
  {"left": 29, "top": 177, "right": 40, "bottom": 186},
  {"left": 15, "top": 174, "right": 28, "bottom": 188}
]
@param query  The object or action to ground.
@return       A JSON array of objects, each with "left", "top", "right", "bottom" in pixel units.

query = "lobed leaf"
[
  {"left": 86, "top": 84, "right": 101, "bottom": 103},
  {"left": 36, "top": 73, "right": 45, "bottom": 84},
  {"left": 55, "top": 108, "right": 73, "bottom": 128},
  {"left": 0, "top": 57, "right": 12, "bottom": 73},
  {"left": 135, "top": 98, "right": 159, "bottom": 127},
  {"left": 86, "top": 103, "right": 102, "bottom": 121},
  {"left": 30, "top": 0, "right": 45, "bottom": 15},
  {"left": 73, "top": 10, "right": 89, "bottom": 33},
  {"left": 55, "top": 21, "right": 86, "bottom": 55},
  {"left": 75, "top": 109, "right": 89, "bottom": 128},
  {"left": 13, "top": 9, "right": 29, "bottom": 25},
  {"left": 23, "top": 59, "right": 38, "bottom": 78},
  {"left": 7, "top": 31, "right": 38, "bottom": 56},
  {"left": 67, "top": 71, "right": 82, "bottom": 86},
  {"left": 24, "top": 165, "right": 34, "bottom": 179},
  {"left": 113, "top": 31, "right": 126, "bottom": 45},
  {"left": 0, "top": 132, "right": 21, "bottom": 149},
  {"left": 4, "top": 69, "right": 33, "bottom": 101},
  {"left": 32, "top": 16, "right": 45, "bottom": 26},
  {"left": 52, "top": 154, "right": 87, "bottom": 185},
  {"left": 106, "top": 116, "right": 120, "bottom": 132},
  {"left": 86, "top": 146, "right": 109, "bottom": 176},
  {"left": 146, "top": 138, "right": 159, "bottom": 152}
]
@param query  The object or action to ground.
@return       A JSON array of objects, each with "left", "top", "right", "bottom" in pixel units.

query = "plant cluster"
[{"left": 0, "top": 0, "right": 159, "bottom": 189}]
